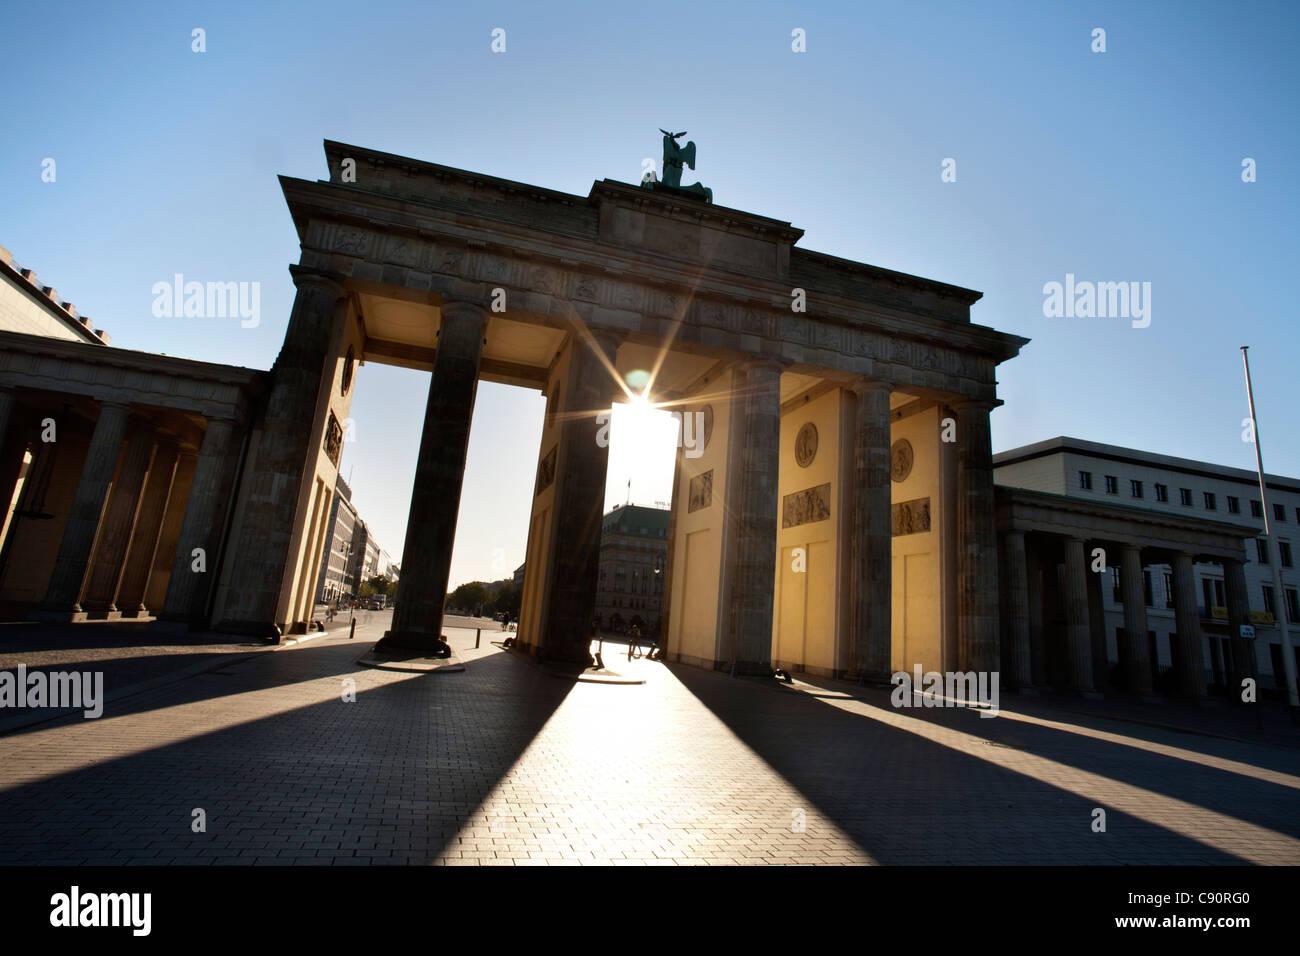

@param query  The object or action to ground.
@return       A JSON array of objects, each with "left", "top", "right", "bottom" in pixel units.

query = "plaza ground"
[{"left": 0, "top": 613, "right": 1298, "bottom": 865}]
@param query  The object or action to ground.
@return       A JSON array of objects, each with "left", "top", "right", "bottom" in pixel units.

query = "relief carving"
[
  {"left": 688, "top": 470, "right": 713, "bottom": 512},
  {"left": 782, "top": 483, "right": 831, "bottom": 528},
  {"left": 891, "top": 497, "right": 931, "bottom": 536}
]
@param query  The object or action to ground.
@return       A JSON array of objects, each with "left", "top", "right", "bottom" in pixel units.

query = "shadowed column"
[
  {"left": 1063, "top": 536, "right": 1095, "bottom": 693},
  {"left": 378, "top": 300, "right": 487, "bottom": 657},
  {"left": 1224, "top": 557, "right": 1257, "bottom": 701},
  {"left": 162, "top": 418, "right": 236, "bottom": 623},
  {"left": 1171, "top": 551, "right": 1207, "bottom": 699},
  {"left": 1002, "top": 530, "right": 1033, "bottom": 688},
  {"left": 955, "top": 400, "right": 1000, "bottom": 674},
  {"left": 37, "top": 401, "right": 130, "bottom": 615},
  {"left": 215, "top": 270, "right": 344, "bottom": 634},
  {"left": 1026, "top": 539, "right": 1047, "bottom": 685},
  {"left": 1119, "top": 545, "right": 1153, "bottom": 696},
  {"left": 847, "top": 381, "right": 892, "bottom": 680},
  {"left": 82, "top": 426, "right": 157, "bottom": 614},
  {"left": 731, "top": 359, "right": 782, "bottom": 676},
  {"left": 116, "top": 441, "right": 180, "bottom": 616},
  {"left": 1086, "top": 546, "right": 1108, "bottom": 691},
  {"left": 537, "top": 329, "right": 621, "bottom": 666}
]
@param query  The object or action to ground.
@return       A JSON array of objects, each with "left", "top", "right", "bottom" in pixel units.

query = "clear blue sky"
[{"left": 3, "top": 1, "right": 1297, "bottom": 589}]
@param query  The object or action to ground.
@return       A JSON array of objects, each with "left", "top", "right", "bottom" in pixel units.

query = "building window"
[
  {"left": 1163, "top": 571, "right": 1174, "bottom": 609},
  {"left": 1263, "top": 585, "right": 1277, "bottom": 618},
  {"left": 1079, "top": 471, "right": 1092, "bottom": 490},
  {"left": 1227, "top": 496, "right": 1240, "bottom": 514},
  {"left": 1281, "top": 541, "right": 1294, "bottom": 569},
  {"left": 1179, "top": 488, "right": 1192, "bottom": 506},
  {"left": 1154, "top": 483, "right": 1168, "bottom": 503},
  {"left": 1275, "top": 503, "right": 1287, "bottom": 522},
  {"left": 1295, "top": 506, "right": 1300, "bottom": 524},
  {"left": 1203, "top": 492, "right": 1216, "bottom": 510},
  {"left": 1256, "top": 539, "right": 1270, "bottom": 564},
  {"left": 1110, "top": 567, "right": 1121, "bottom": 603},
  {"left": 1104, "top": 475, "right": 1118, "bottom": 495},
  {"left": 1130, "top": 480, "right": 1143, "bottom": 499},
  {"left": 1251, "top": 500, "right": 1263, "bottom": 518},
  {"left": 1288, "top": 589, "right": 1300, "bottom": 625},
  {"left": 1143, "top": 570, "right": 1153, "bottom": 607}
]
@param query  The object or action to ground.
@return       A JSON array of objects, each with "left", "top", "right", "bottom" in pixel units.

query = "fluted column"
[
  {"left": 1002, "top": 530, "right": 1033, "bottom": 688},
  {"left": 1171, "top": 551, "right": 1207, "bottom": 698},
  {"left": 116, "top": 441, "right": 180, "bottom": 615},
  {"left": 847, "top": 381, "right": 892, "bottom": 680},
  {"left": 1224, "top": 557, "right": 1256, "bottom": 700},
  {"left": 1063, "top": 536, "right": 1094, "bottom": 692},
  {"left": 379, "top": 300, "right": 487, "bottom": 657},
  {"left": 537, "top": 328, "right": 622, "bottom": 665},
  {"left": 38, "top": 401, "right": 130, "bottom": 614},
  {"left": 0, "top": 388, "right": 13, "bottom": 451},
  {"left": 955, "top": 400, "right": 1000, "bottom": 673},
  {"left": 1086, "top": 547, "right": 1108, "bottom": 690},
  {"left": 82, "top": 426, "right": 157, "bottom": 614},
  {"left": 1119, "top": 545, "right": 1154, "bottom": 695},
  {"left": 730, "top": 359, "right": 782, "bottom": 675},
  {"left": 161, "top": 418, "right": 236, "bottom": 623},
  {"left": 1026, "top": 540, "right": 1047, "bottom": 685},
  {"left": 215, "top": 269, "right": 344, "bottom": 634}
]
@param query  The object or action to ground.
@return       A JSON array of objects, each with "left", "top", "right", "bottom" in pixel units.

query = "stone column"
[
  {"left": 1063, "top": 536, "right": 1095, "bottom": 692},
  {"left": 162, "top": 418, "right": 237, "bottom": 623},
  {"left": 215, "top": 269, "right": 344, "bottom": 634},
  {"left": 1119, "top": 545, "right": 1153, "bottom": 695},
  {"left": 656, "top": 441, "right": 684, "bottom": 662},
  {"left": 1002, "top": 530, "right": 1033, "bottom": 688},
  {"left": 1086, "top": 548, "right": 1109, "bottom": 691},
  {"left": 955, "top": 400, "right": 1000, "bottom": 674},
  {"left": 1224, "top": 557, "right": 1256, "bottom": 700},
  {"left": 1025, "top": 539, "right": 1047, "bottom": 685},
  {"left": 0, "top": 388, "right": 13, "bottom": 451},
  {"left": 0, "top": 388, "right": 24, "bottom": 531},
  {"left": 537, "top": 328, "right": 622, "bottom": 666},
  {"left": 1171, "top": 551, "right": 1208, "bottom": 698},
  {"left": 37, "top": 401, "right": 130, "bottom": 614},
  {"left": 730, "top": 359, "right": 782, "bottom": 676},
  {"left": 379, "top": 300, "right": 487, "bottom": 657},
  {"left": 82, "top": 426, "right": 158, "bottom": 614},
  {"left": 116, "top": 441, "right": 180, "bottom": 616},
  {"left": 847, "top": 381, "right": 892, "bottom": 680}
]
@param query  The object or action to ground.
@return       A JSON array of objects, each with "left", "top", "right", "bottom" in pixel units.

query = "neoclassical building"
[
  {"left": 995, "top": 438, "right": 1298, "bottom": 701},
  {"left": 2, "top": 141, "right": 1034, "bottom": 680}
]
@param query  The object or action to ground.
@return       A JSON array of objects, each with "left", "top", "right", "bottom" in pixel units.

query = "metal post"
[
  {"left": 349, "top": 617, "right": 356, "bottom": 640},
  {"left": 475, "top": 627, "right": 481, "bottom": 649},
  {"left": 1242, "top": 346, "right": 1298, "bottom": 713}
]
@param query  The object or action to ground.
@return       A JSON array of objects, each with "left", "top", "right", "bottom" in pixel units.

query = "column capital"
[
  {"left": 439, "top": 298, "right": 491, "bottom": 323},
  {"left": 734, "top": 355, "right": 788, "bottom": 375},
  {"left": 950, "top": 396, "right": 1000, "bottom": 413},
  {"left": 288, "top": 265, "right": 346, "bottom": 297},
  {"left": 847, "top": 378, "right": 892, "bottom": 396}
]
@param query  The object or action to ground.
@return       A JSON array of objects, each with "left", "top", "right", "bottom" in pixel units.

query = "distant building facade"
[
  {"left": 995, "top": 437, "right": 1299, "bottom": 699},
  {"left": 595, "top": 504, "right": 669, "bottom": 633}
]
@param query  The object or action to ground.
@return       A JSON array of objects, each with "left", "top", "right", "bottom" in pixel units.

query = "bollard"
[
  {"left": 475, "top": 627, "right": 481, "bottom": 649},
  {"left": 349, "top": 618, "right": 356, "bottom": 640}
]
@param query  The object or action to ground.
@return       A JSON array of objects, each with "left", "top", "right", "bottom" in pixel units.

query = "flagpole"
[{"left": 1241, "top": 346, "right": 1299, "bottom": 713}]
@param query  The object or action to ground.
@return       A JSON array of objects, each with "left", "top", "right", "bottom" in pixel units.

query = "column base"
[
  {"left": 732, "top": 660, "right": 774, "bottom": 678},
  {"left": 375, "top": 630, "right": 452, "bottom": 659}
]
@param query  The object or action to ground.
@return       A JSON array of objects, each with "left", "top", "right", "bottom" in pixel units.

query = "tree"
[
  {"left": 448, "top": 581, "right": 489, "bottom": 613},
  {"left": 366, "top": 575, "right": 393, "bottom": 598}
]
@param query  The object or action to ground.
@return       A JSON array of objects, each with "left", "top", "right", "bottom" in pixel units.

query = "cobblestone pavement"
[{"left": 1, "top": 616, "right": 1298, "bottom": 865}]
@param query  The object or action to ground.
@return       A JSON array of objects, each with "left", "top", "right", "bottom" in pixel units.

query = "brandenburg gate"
[{"left": 209, "top": 140, "right": 1027, "bottom": 679}]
